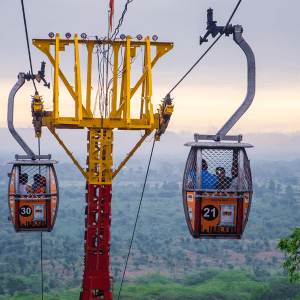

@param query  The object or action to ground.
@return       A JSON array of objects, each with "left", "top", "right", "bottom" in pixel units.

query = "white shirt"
[{"left": 19, "top": 184, "right": 28, "bottom": 194}]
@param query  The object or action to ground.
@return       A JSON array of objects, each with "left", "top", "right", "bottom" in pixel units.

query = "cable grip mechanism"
[
  {"left": 200, "top": 8, "right": 235, "bottom": 45},
  {"left": 25, "top": 61, "right": 50, "bottom": 89}
]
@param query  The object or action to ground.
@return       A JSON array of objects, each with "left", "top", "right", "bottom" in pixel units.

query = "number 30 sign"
[{"left": 19, "top": 205, "right": 32, "bottom": 217}]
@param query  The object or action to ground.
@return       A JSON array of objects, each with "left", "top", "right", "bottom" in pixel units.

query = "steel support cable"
[
  {"left": 118, "top": 138, "right": 156, "bottom": 300},
  {"left": 37, "top": 137, "right": 44, "bottom": 300},
  {"left": 168, "top": 0, "right": 242, "bottom": 95},
  {"left": 20, "top": 0, "right": 37, "bottom": 93},
  {"left": 41, "top": 232, "right": 44, "bottom": 300},
  {"left": 110, "top": 0, "right": 133, "bottom": 41},
  {"left": 102, "top": 0, "right": 134, "bottom": 56}
]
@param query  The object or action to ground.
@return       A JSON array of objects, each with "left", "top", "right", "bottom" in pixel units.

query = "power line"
[
  {"left": 168, "top": 0, "right": 242, "bottom": 95},
  {"left": 41, "top": 233, "right": 44, "bottom": 300},
  {"left": 117, "top": 137, "right": 156, "bottom": 300},
  {"left": 38, "top": 137, "right": 44, "bottom": 300},
  {"left": 110, "top": 0, "right": 133, "bottom": 41},
  {"left": 20, "top": 0, "right": 37, "bottom": 93},
  {"left": 21, "top": 1, "right": 43, "bottom": 295},
  {"left": 168, "top": 35, "right": 222, "bottom": 95}
]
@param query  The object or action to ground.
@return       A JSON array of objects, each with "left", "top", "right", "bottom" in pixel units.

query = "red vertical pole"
[{"left": 80, "top": 183, "right": 113, "bottom": 300}]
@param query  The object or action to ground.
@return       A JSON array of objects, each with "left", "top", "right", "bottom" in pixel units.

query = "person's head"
[
  {"left": 202, "top": 160, "right": 208, "bottom": 170},
  {"left": 40, "top": 177, "right": 46, "bottom": 187},
  {"left": 19, "top": 173, "right": 28, "bottom": 184},
  {"left": 231, "top": 165, "right": 238, "bottom": 178},
  {"left": 33, "top": 174, "right": 42, "bottom": 183},
  {"left": 216, "top": 167, "right": 225, "bottom": 180}
]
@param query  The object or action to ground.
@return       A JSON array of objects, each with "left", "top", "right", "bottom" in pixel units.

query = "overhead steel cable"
[
  {"left": 21, "top": 2, "right": 43, "bottom": 296},
  {"left": 110, "top": 0, "right": 133, "bottom": 41},
  {"left": 168, "top": 0, "right": 242, "bottom": 95},
  {"left": 20, "top": 0, "right": 37, "bottom": 93},
  {"left": 38, "top": 137, "right": 44, "bottom": 300},
  {"left": 40, "top": 232, "right": 44, "bottom": 300},
  {"left": 118, "top": 138, "right": 156, "bottom": 300}
]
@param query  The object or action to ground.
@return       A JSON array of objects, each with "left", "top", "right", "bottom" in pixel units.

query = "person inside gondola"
[
  {"left": 202, "top": 160, "right": 218, "bottom": 189},
  {"left": 35, "top": 177, "right": 46, "bottom": 194},
  {"left": 229, "top": 164, "right": 248, "bottom": 190},
  {"left": 189, "top": 159, "right": 218, "bottom": 189},
  {"left": 19, "top": 173, "right": 33, "bottom": 194},
  {"left": 215, "top": 167, "right": 231, "bottom": 189},
  {"left": 32, "top": 174, "right": 42, "bottom": 191}
]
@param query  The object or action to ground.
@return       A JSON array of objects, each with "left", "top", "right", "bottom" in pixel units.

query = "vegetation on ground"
[{"left": 0, "top": 157, "right": 300, "bottom": 297}]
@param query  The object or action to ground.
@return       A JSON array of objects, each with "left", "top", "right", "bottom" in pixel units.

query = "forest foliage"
[{"left": 0, "top": 157, "right": 300, "bottom": 298}]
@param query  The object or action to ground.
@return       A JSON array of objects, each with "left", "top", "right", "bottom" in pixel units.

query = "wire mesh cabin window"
[
  {"left": 184, "top": 147, "right": 251, "bottom": 194},
  {"left": 18, "top": 165, "right": 48, "bottom": 195}
]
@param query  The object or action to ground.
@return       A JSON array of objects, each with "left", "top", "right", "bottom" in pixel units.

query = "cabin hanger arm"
[
  {"left": 195, "top": 24, "right": 256, "bottom": 143},
  {"left": 7, "top": 73, "right": 35, "bottom": 157},
  {"left": 216, "top": 25, "right": 256, "bottom": 140}
]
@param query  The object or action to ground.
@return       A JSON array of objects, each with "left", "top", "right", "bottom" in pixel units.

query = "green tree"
[
  {"left": 17, "top": 257, "right": 26, "bottom": 274},
  {"left": 114, "top": 267, "right": 122, "bottom": 281},
  {"left": 6, "top": 276, "right": 26, "bottom": 296},
  {"left": 286, "top": 184, "right": 294, "bottom": 196},
  {"left": 277, "top": 227, "right": 300, "bottom": 282},
  {"left": 0, "top": 284, "right": 5, "bottom": 295},
  {"left": 50, "top": 260, "right": 56, "bottom": 272},
  {"left": 268, "top": 180, "right": 275, "bottom": 192},
  {"left": 183, "top": 269, "right": 218, "bottom": 286},
  {"left": 276, "top": 183, "right": 282, "bottom": 193},
  {"left": 245, "top": 253, "right": 254, "bottom": 265},
  {"left": 133, "top": 260, "right": 139, "bottom": 270},
  {"left": 271, "top": 256, "right": 278, "bottom": 267}
]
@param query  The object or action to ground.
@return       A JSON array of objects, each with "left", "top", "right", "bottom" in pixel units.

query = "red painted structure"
[{"left": 80, "top": 184, "right": 113, "bottom": 299}]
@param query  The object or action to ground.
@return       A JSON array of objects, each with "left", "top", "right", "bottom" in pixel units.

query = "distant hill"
[{"left": 1, "top": 128, "right": 300, "bottom": 163}]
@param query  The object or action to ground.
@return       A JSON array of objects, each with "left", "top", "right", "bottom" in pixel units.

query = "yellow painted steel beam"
[
  {"left": 74, "top": 34, "right": 83, "bottom": 121},
  {"left": 86, "top": 41, "right": 94, "bottom": 116},
  {"left": 125, "top": 36, "right": 131, "bottom": 125},
  {"left": 43, "top": 115, "right": 160, "bottom": 130},
  {"left": 33, "top": 38, "right": 172, "bottom": 48},
  {"left": 112, "top": 130, "right": 151, "bottom": 179},
  {"left": 111, "top": 43, "right": 120, "bottom": 115},
  {"left": 145, "top": 37, "right": 153, "bottom": 126},
  {"left": 53, "top": 34, "right": 59, "bottom": 121},
  {"left": 87, "top": 129, "right": 113, "bottom": 185}
]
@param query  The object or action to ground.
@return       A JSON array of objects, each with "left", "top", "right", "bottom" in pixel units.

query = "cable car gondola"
[
  {"left": 7, "top": 71, "right": 59, "bottom": 232},
  {"left": 183, "top": 13, "right": 255, "bottom": 239},
  {"left": 183, "top": 141, "right": 252, "bottom": 239},
  {"left": 8, "top": 156, "right": 58, "bottom": 232}
]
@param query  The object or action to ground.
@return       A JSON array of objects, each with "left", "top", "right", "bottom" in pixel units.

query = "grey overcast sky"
[{"left": 0, "top": 0, "right": 299, "bottom": 134}]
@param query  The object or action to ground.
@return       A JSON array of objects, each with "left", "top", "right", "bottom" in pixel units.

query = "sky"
[{"left": 0, "top": 0, "right": 299, "bottom": 136}]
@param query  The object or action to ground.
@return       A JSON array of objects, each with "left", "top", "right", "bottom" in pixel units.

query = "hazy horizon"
[{"left": 1, "top": 127, "right": 300, "bottom": 165}]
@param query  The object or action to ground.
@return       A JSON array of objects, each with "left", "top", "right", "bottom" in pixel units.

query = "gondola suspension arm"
[
  {"left": 7, "top": 73, "right": 35, "bottom": 157},
  {"left": 195, "top": 24, "right": 256, "bottom": 142},
  {"left": 215, "top": 25, "right": 255, "bottom": 141}
]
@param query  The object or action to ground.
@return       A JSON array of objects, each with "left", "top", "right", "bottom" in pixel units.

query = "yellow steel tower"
[{"left": 31, "top": 34, "right": 173, "bottom": 299}]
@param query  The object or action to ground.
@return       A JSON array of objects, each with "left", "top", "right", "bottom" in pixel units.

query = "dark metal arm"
[
  {"left": 7, "top": 73, "right": 35, "bottom": 156},
  {"left": 216, "top": 25, "right": 256, "bottom": 139}
]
